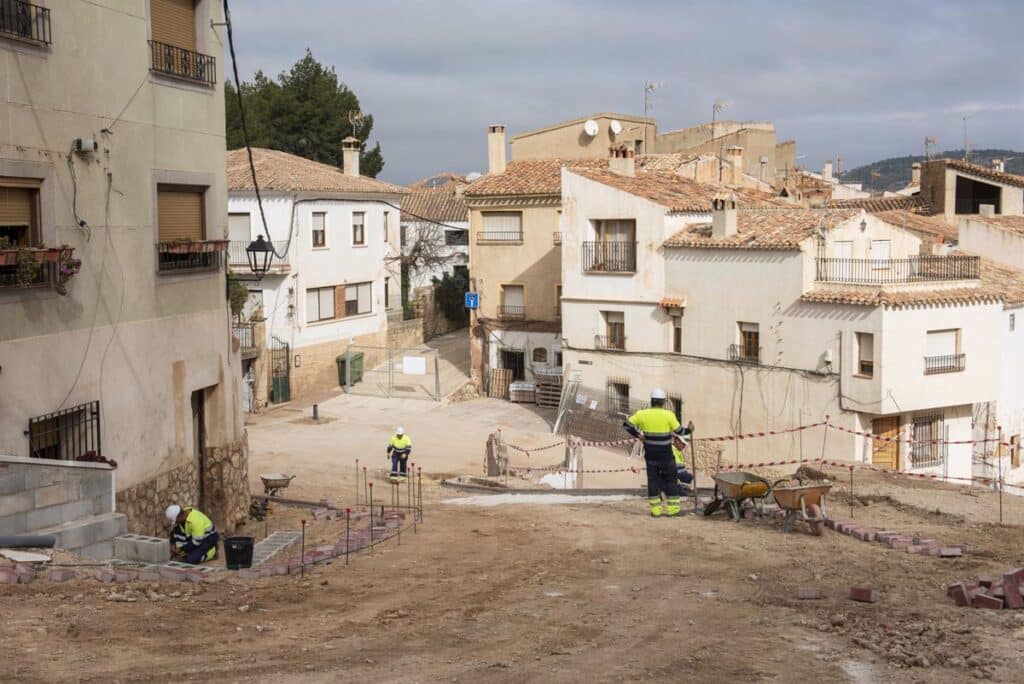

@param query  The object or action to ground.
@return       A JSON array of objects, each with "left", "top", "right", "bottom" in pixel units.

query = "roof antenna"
[
  {"left": 924, "top": 136, "right": 937, "bottom": 160},
  {"left": 643, "top": 81, "right": 661, "bottom": 155}
]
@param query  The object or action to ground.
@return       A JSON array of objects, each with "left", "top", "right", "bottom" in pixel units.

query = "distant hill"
[{"left": 841, "top": 149, "right": 1024, "bottom": 192}]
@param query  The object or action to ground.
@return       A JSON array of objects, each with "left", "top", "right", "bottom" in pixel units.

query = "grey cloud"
[{"left": 226, "top": 0, "right": 1024, "bottom": 183}]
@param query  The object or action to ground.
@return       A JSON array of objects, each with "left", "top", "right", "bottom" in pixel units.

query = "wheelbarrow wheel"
[
  {"left": 806, "top": 503, "right": 824, "bottom": 537},
  {"left": 703, "top": 498, "right": 722, "bottom": 517}
]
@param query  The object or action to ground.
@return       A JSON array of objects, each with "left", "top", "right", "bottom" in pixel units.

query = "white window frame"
[
  {"left": 344, "top": 281, "right": 373, "bottom": 317},
  {"left": 306, "top": 286, "right": 336, "bottom": 323},
  {"left": 352, "top": 212, "right": 366, "bottom": 246},
  {"left": 311, "top": 211, "right": 327, "bottom": 249}
]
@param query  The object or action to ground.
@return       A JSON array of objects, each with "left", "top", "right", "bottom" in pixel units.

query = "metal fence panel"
[{"left": 343, "top": 344, "right": 441, "bottom": 401}]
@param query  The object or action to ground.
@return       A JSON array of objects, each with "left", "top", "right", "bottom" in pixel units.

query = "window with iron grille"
[
  {"left": 606, "top": 377, "right": 630, "bottom": 415},
  {"left": 28, "top": 401, "right": 101, "bottom": 461},
  {"left": 910, "top": 411, "right": 946, "bottom": 469},
  {"left": 669, "top": 395, "right": 683, "bottom": 423}
]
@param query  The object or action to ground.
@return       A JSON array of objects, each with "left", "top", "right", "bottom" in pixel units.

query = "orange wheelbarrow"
[{"left": 771, "top": 477, "right": 832, "bottom": 536}]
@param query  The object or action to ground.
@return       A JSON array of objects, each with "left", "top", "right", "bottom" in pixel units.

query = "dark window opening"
[
  {"left": 499, "top": 348, "right": 525, "bottom": 381},
  {"left": 29, "top": 401, "right": 101, "bottom": 461},
  {"left": 955, "top": 176, "right": 1001, "bottom": 215}
]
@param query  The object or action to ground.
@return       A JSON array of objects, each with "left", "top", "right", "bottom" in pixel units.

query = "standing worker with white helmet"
[
  {"left": 165, "top": 504, "right": 219, "bottom": 564},
  {"left": 387, "top": 426, "right": 413, "bottom": 482},
  {"left": 624, "top": 389, "right": 692, "bottom": 517}
]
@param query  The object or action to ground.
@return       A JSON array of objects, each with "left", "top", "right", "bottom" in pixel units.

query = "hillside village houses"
[
  {"left": 400, "top": 173, "right": 470, "bottom": 293},
  {"left": 0, "top": 0, "right": 249, "bottom": 546},
  {"left": 226, "top": 143, "right": 410, "bottom": 405}
]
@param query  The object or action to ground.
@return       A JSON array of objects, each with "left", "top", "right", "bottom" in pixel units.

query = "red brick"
[
  {"left": 797, "top": 586, "right": 822, "bottom": 600},
  {"left": 137, "top": 569, "right": 162, "bottom": 582},
  {"left": 948, "top": 582, "right": 970, "bottom": 607},
  {"left": 48, "top": 568, "right": 76, "bottom": 582},
  {"left": 93, "top": 568, "right": 115, "bottom": 583},
  {"left": 114, "top": 569, "right": 138, "bottom": 583},
  {"left": 906, "top": 544, "right": 934, "bottom": 555},
  {"left": 1002, "top": 568, "right": 1024, "bottom": 609},
  {"left": 850, "top": 587, "right": 877, "bottom": 603},
  {"left": 237, "top": 567, "right": 261, "bottom": 580},
  {"left": 0, "top": 568, "right": 18, "bottom": 584},
  {"left": 888, "top": 537, "right": 912, "bottom": 550},
  {"left": 978, "top": 577, "right": 994, "bottom": 589},
  {"left": 824, "top": 518, "right": 836, "bottom": 530},
  {"left": 973, "top": 592, "right": 1004, "bottom": 609},
  {"left": 938, "top": 547, "right": 962, "bottom": 558}
]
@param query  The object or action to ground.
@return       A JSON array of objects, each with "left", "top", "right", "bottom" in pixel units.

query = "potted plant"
[
  {"left": 54, "top": 249, "right": 81, "bottom": 295},
  {"left": 0, "top": 237, "right": 15, "bottom": 266},
  {"left": 15, "top": 248, "right": 41, "bottom": 287}
]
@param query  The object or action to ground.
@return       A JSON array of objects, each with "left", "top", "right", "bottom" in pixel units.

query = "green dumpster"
[{"left": 336, "top": 352, "right": 364, "bottom": 386}]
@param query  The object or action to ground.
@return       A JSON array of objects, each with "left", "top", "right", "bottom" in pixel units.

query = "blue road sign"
[{"left": 464, "top": 292, "right": 479, "bottom": 309}]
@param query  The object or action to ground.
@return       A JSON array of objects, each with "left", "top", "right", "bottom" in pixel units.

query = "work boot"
[
  {"left": 665, "top": 498, "right": 682, "bottom": 517},
  {"left": 649, "top": 497, "right": 663, "bottom": 518}
]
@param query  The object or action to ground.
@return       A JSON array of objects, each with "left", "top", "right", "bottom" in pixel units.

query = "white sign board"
[
  {"left": 575, "top": 394, "right": 587, "bottom": 405},
  {"left": 402, "top": 356, "right": 427, "bottom": 376},
  {"left": 589, "top": 400, "right": 598, "bottom": 410}
]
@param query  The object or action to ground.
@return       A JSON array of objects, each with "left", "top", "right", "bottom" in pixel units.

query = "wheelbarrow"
[
  {"left": 703, "top": 471, "right": 772, "bottom": 521},
  {"left": 771, "top": 477, "right": 832, "bottom": 536},
  {"left": 259, "top": 473, "right": 295, "bottom": 497}
]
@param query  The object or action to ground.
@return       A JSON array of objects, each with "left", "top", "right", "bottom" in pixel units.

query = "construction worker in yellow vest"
[
  {"left": 165, "top": 504, "right": 218, "bottom": 564},
  {"left": 387, "top": 426, "right": 412, "bottom": 482},
  {"left": 624, "top": 389, "right": 691, "bottom": 517}
]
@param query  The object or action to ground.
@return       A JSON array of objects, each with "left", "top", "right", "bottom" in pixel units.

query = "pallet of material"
[
  {"left": 509, "top": 382, "right": 536, "bottom": 403},
  {"left": 487, "top": 368, "right": 512, "bottom": 399},
  {"left": 536, "top": 383, "right": 562, "bottom": 408}
]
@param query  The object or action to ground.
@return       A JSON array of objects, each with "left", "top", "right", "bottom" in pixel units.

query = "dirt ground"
[{"left": 5, "top": 384, "right": 1024, "bottom": 682}]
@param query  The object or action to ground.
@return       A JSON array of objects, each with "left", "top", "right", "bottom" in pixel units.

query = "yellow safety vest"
[
  {"left": 183, "top": 508, "right": 216, "bottom": 561},
  {"left": 673, "top": 445, "right": 685, "bottom": 467},
  {"left": 388, "top": 434, "right": 412, "bottom": 456},
  {"left": 627, "top": 408, "right": 684, "bottom": 447}
]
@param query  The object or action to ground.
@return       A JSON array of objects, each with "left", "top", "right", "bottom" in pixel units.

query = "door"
[
  {"left": 872, "top": 416, "right": 900, "bottom": 470},
  {"left": 269, "top": 335, "right": 291, "bottom": 403},
  {"left": 834, "top": 240, "right": 853, "bottom": 281}
]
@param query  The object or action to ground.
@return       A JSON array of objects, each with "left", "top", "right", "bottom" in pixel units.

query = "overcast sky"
[{"left": 226, "top": 0, "right": 1024, "bottom": 185}]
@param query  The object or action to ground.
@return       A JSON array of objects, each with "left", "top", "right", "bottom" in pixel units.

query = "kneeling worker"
[
  {"left": 165, "top": 504, "right": 219, "bottom": 564},
  {"left": 624, "top": 389, "right": 692, "bottom": 517},
  {"left": 387, "top": 426, "right": 412, "bottom": 482}
]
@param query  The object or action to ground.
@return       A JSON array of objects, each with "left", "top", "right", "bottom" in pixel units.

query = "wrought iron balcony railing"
[
  {"left": 149, "top": 40, "right": 216, "bottom": 86},
  {"left": 582, "top": 241, "right": 637, "bottom": 273},
  {"left": 0, "top": 0, "right": 51, "bottom": 45},
  {"left": 497, "top": 305, "right": 525, "bottom": 320},
  {"left": 476, "top": 231, "right": 523, "bottom": 243},
  {"left": 924, "top": 353, "right": 966, "bottom": 375},
  {"left": 228, "top": 240, "right": 289, "bottom": 269},
  {"left": 595, "top": 335, "right": 626, "bottom": 351},
  {"left": 157, "top": 241, "right": 227, "bottom": 274},
  {"left": 815, "top": 255, "right": 980, "bottom": 285},
  {"left": 728, "top": 343, "right": 761, "bottom": 364}
]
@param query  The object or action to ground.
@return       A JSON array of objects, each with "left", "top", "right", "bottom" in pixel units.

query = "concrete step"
[{"left": 30, "top": 512, "right": 127, "bottom": 560}]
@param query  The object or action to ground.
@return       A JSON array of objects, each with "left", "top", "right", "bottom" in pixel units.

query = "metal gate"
[
  {"left": 342, "top": 344, "right": 441, "bottom": 401},
  {"left": 269, "top": 334, "right": 291, "bottom": 404}
]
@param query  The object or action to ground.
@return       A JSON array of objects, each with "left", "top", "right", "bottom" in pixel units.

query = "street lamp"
[{"left": 246, "top": 235, "right": 273, "bottom": 276}]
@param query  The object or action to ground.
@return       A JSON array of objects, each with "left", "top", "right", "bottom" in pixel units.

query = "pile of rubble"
[{"left": 948, "top": 568, "right": 1024, "bottom": 609}]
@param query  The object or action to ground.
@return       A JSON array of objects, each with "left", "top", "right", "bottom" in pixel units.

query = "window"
[
  {"left": 669, "top": 395, "right": 683, "bottom": 423},
  {"left": 500, "top": 348, "right": 526, "bottom": 381},
  {"left": 555, "top": 284, "right": 562, "bottom": 319},
  {"left": 924, "top": 329, "right": 963, "bottom": 374},
  {"left": 0, "top": 179, "right": 41, "bottom": 247},
  {"left": 585, "top": 219, "right": 637, "bottom": 273},
  {"left": 856, "top": 332, "right": 874, "bottom": 377},
  {"left": 311, "top": 212, "right": 326, "bottom": 248},
  {"left": 500, "top": 284, "right": 525, "bottom": 318},
  {"left": 384, "top": 277, "right": 390, "bottom": 309},
  {"left": 733, "top": 322, "right": 759, "bottom": 362},
  {"left": 305, "top": 286, "right": 336, "bottom": 323},
  {"left": 910, "top": 412, "right": 946, "bottom": 469},
  {"left": 228, "top": 213, "right": 250, "bottom": 243},
  {"left": 344, "top": 282, "right": 372, "bottom": 316},
  {"left": 400, "top": 224, "right": 408, "bottom": 247},
  {"left": 1012, "top": 435, "right": 1021, "bottom": 469},
  {"left": 594, "top": 219, "right": 636, "bottom": 243},
  {"left": 383, "top": 211, "right": 389, "bottom": 242},
  {"left": 352, "top": 212, "right": 366, "bottom": 245},
  {"left": 601, "top": 311, "right": 625, "bottom": 350},
  {"left": 533, "top": 348, "right": 548, "bottom": 363},
  {"left": 672, "top": 316, "right": 682, "bottom": 353},
  {"left": 445, "top": 229, "right": 469, "bottom": 246},
  {"left": 151, "top": 0, "right": 197, "bottom": 51},
  {"left": 479, "top": 211, "right": 523, "bottom": 241},
  {"left": 28, "top": 401, "right": 101, "bottom": 461},
  {"left": 554, "top": 350, "right": 563, "bottom": 367},
  {"left": 870, "top": 240, "right": 891, "bottom": 261},
  {"left": 157, "top": 185, "right": 205, "bottom": 242},
  {"left": 606, "top": 378, "right": 630, "bottom": 415}
]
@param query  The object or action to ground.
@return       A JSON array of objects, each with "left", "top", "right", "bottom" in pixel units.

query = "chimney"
[
  {"left": 341, "top": 136, "right": 360, "bottom": 177},
  {"left": 487, "top": 124, "right": 506, "bottom": 174},
  {"left": 822, "top": 160, "right": 834, "bottom": 183},
  {"left": 726, "top": 145, "right": 744, "bottom": 184},
  {"left": 911, "top": 162, "right": 921, "bottom": 186},
  {"left": 609, "top": 146, "right": 635, "bottom": 177},
  {"left": 711, "top": 191, "right": 738, "bottom": 238},
  {"left": 993, "top": 159, "right": 1005, "bottom": 173},
  {"left": 980, "top": 204, "right": 995, "bottom": 217}
]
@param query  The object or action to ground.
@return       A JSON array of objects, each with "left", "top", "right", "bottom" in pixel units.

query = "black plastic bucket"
[{"left": 224, "top": 536, "right": 255, "bottom": 570}]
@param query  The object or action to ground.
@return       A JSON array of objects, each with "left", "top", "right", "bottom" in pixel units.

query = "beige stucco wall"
[
  {"left": 0, "top": 1, "right": 247, "bottom": 530},
  {"left": 510, "top": 115, "right": 655, "bottom": 160},
  {"left": 960, "top": 217, "right": 1024, "bottom": 271},
  {"left": 656, "top": 127, "right": 780, "bottom": 181}
]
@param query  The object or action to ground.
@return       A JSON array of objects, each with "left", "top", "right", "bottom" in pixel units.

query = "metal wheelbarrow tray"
[
  {"left": 259, "top": 473, "right": 295, "bottom": 497},
  {"left": 704, "top": 472, "right": 772, "bottom": 521},
  {"left": 771, "top": 478, "right": 832, "bottom": 535}
]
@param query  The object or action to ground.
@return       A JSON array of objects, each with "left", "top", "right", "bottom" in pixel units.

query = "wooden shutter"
[
  {"left": 0, "top": 187, "right": 33, "bottom": 227},
  {"left": 151, "top": 0, "right": 197, "bottom": 50},
  {"left": 158, "top": 187, "right": 204, "bottom": 242}
]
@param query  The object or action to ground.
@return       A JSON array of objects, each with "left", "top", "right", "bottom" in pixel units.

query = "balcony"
[
  {"left": 0, "top": 0, "right": 51, "bottom": 45},
  {"left": 228, "top": 240, "right": 290, "bottom": 274},
  {"left": 595, "top": 335, "right": 626, "bottom": 351},
  {"left": 149, "top": 40, "right": 216, "bottom": 86},
  {"left": 497, "top": 305, "right": 525, "bottom": 320},
  {"left": 0, "top": 247, "right": 74, "bottom": 292},
  {"left": 728, "top": 343, "right": 761, "bottom": 364},
  {"left": 232, "top": 322, "right": 258, "bottom": 360},
  {"left": 815, "top": 255, "right": 980, "bottom": 285},
  {"left": 582, "top": 241, "right": 637, "bottom": 274},
  {"left": 553, "top": 232, "right": 562, "bottom": 245},
  {"left": 924, "top": 353, "right": 966, "bottom": 375},
  {"left": 476, "top": 231, "right": 523, "bottom": 244},
  {"left": 157, "top": 240, "right": 227, "bottom": 275}
]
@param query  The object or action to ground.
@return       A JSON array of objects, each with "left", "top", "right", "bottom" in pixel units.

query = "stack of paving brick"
[
  {"left": 824, "top": 519, "right": 967, "bottom": 558},
  {"left": 948, "top": 568, "right": 1024, "bottom": 610},
  {"left": 0, "top": 559, "right": 36, "bottom": 584}
]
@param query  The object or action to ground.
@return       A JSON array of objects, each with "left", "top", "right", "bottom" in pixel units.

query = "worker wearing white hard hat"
[
  {"left": 387, "top": 426, "right": 412, "bottom": 482},
  {"left": 623, "top": 388, "right": 693, "bottom": 517},
  {"left": 165, "top": 503, "right": 219, "bottom": 564}
]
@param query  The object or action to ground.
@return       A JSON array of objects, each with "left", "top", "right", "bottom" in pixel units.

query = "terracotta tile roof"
[
  {"left": 980, "top": 258, "right": 1024, "bottom": 308},
  {"left": 659, "top": 296, "right": 687, "bottom": 308},
  {"left": 408, "top": 172, "right": 467, "bottom": 190},
  {"left": 942, "top": 158, "right": 1024, "bottom": 189},
  {"left": 872, "top": 209, "right": 957, "bottom": 242},
  {"left": 972, "top": 214, "right": 1024, "bottom": 236},
  {"left": 830, "top": 195, "right": 928, "bottom": 212},
  {"left": 399, "top": 184, "right": 468, "bottom": 222},
  {"left": 464, "top": 159, "right": 607, "bottom": 198},
  {"left": 227, "top": 148, "right": 406, "bottom": 195},
  {"left": 664, "top": 208, "right": 860, "bottom": 251},
  {"left": 568, "top": 168, "right": 787, "bottom": 214}
]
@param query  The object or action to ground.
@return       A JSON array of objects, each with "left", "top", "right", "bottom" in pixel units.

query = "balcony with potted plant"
[
  {"left": 0, "top": 238, "right": 79, "bottom": 293},
  {"left": 156, "top": 238, "right": 229, "bottom": 274}
]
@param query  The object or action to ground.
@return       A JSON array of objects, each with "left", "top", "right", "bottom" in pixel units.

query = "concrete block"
[
  {"left": 53, "top": 521, "right": 97, "bottom": 550},
  {"left": 57, "top": 498, "right": 97, "bottom": 524},
  {"left": 0, "top": 468, "right": 26, "bottom": 496},
  {"left": 0, "top": 512, "right": 28, "bottom": 536},
  {"left": 158, "top": 566, "right": 188, "bottom": 582},
  {"left": 114, "top": 533, "right": 169, "bottom": 564},
  {"left": 849, "top": 587, "right": 877, "bottom": 603},
  {"left": 0, "top": 490, "right": 35, "bottom": 517},
  {"left": 33, "top": 482, "right": 72, "bottom": 509},
  {"left": 48, "top": 568, "right": 76, "bottom": 582},
  {"left": 979, "top": 577, "right": 994, "bottom": 589},
  {"left": 16, "top": 568, "right": 34, "bottom": 584},
  {"left": 906, "top": 545, "right": 933, "bottom": 555},
  {"left": 137, "top": 569, "right": 163, "bottom": 582},
  {"left": 79, "top": 541, "right": 114, "bottom": 561},
  {"left": 23, "top": 505, "right": 64, "bottom": 532},
  {"left": 79, "top": 473, "right": 113, "bottom": 500},
  {"left": 237, "top": 567, "right": 261, "bottom": 580}
]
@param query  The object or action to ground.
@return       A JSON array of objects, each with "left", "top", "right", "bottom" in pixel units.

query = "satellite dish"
[
  {"left": 609, "top": 119, "right": 622, "bottom": 135},
  {"left": 583, "top": 119, "right": 599, "bottom": 137}
]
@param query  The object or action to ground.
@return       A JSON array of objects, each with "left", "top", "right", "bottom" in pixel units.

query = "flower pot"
[{"left": 0, "top": 250, "right": 16, "bottom": 266}]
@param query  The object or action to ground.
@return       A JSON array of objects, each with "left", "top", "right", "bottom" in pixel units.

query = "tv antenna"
[
  {"left": 924, "top": 136, "right": 937, "bottom": 160},
  {"left": 713, "top": 99, "right": 728, "bottom": 182},
  {"left": 961, "top": 113, "right": 977, "bottom": 162},
  {"left": 348, "top": 110, "right": 366, "bottom": 139},
  {"left": 643, "top": 81, "right": 661, "bottom": 153}
]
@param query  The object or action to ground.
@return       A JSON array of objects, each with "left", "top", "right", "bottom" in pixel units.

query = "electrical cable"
[
  {"left": 97, "top": 172, "right": 126, "bottom": 441},
  {"left": 66, "top": 146, "right": 90, "bottom": 240},
  {"left": 100, "top": 72, "right": 150, "bottom": 135},
  {"left": 221, "top": 0, "right": 286, "bottom": 261}
]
